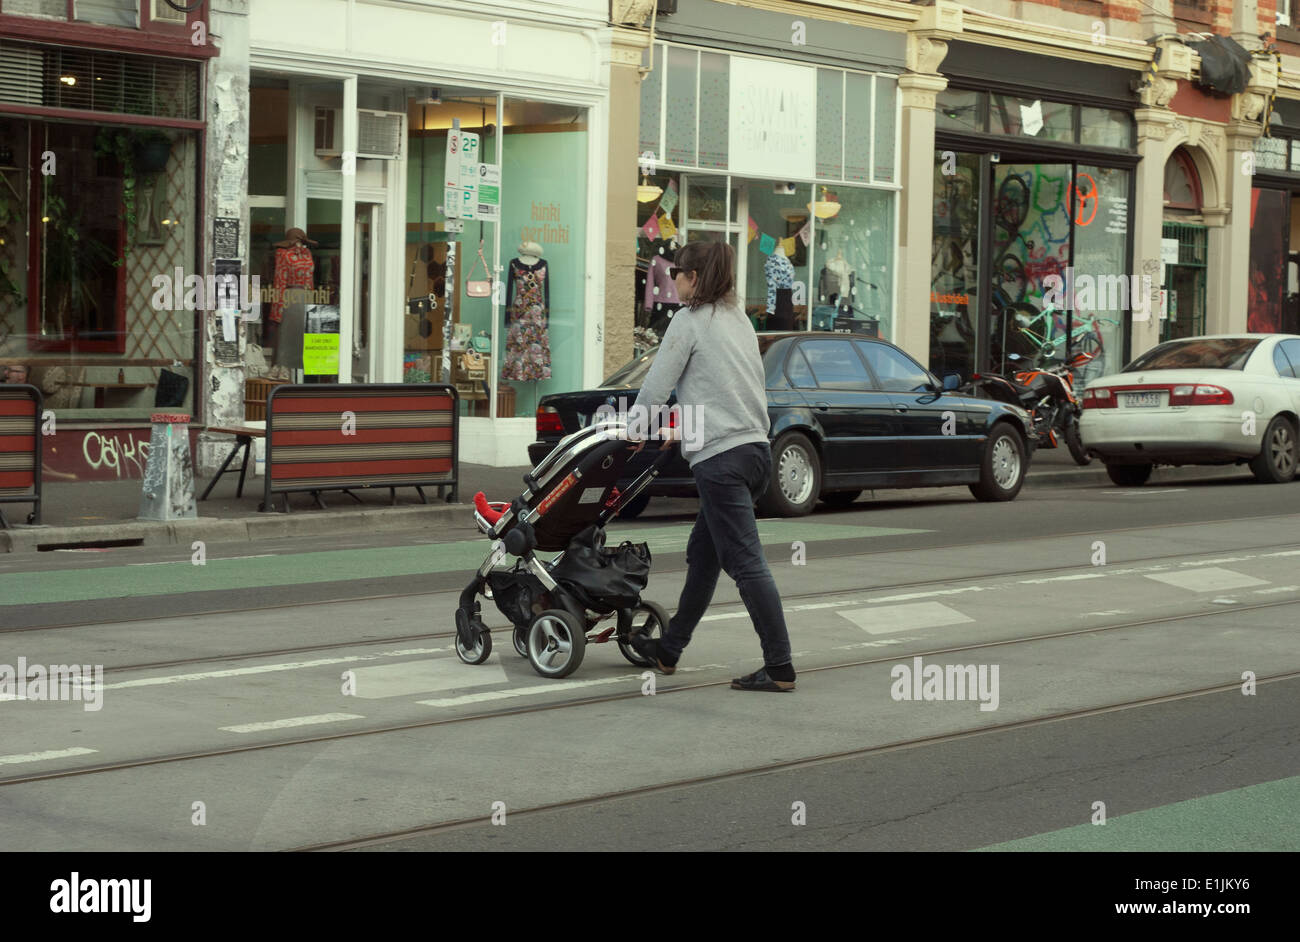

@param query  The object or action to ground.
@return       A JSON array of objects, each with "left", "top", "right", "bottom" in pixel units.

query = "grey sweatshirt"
[{"left": 631, "top": 296, "right": 770, "bottom": 467}]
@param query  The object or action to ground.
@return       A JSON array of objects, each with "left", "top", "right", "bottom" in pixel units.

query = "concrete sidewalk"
[{"left": 0, "top": 447, "right": 1249, "bottom": 553}]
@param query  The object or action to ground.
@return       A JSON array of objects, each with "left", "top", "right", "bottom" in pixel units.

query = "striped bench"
[
  {"left": 262, "top": 384, "right": 459, "bottom": 513},
  {"left": 0, "top": 385, "right": 42, "bottom": 528}
]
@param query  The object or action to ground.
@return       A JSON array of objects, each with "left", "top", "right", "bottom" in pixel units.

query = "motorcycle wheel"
[{"left": 1064, "top": 413, "right": 1091, "bottom": 466}]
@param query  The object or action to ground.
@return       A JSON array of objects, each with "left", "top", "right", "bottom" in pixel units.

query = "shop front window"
[
  {"left": 500, "top": 98, "right": 587, "bottom": 417},
  {"left": 0, "top": 116, "right": 197, "bottom": 418},
  {"left": 930, "top": 150, "right": 980, "bottom": 382},
  {"left": 1071, "top": 165, "right": 1129, "bottom": 383}
]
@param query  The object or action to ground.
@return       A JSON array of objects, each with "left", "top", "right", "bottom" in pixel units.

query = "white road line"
[
  {"left": 0, "top": 747, "right": 98, "bottom": 765},
  {"left": 220, "top": 713, "right": 364, "bottom": 733},
  {"left": 0, "top": 694, "right": 26, "bottom": 701},
  {"left": 839, "top": 601, "right": 976, "bottom": 635},
  {"left": 349, "top": 659, "right": 508, "bottom": 698},
  {"left": 1144, "top": 568, "right": 1270, "bottom": 593},
  {"left": 418, "top": 673, "right": 640, "bottom": 707},
  {"left": 102, "top": 646, "right": 450, "bottom": 690},
  {"left": 1018, "top": 573, "right": 1106, "bottom": 585}
]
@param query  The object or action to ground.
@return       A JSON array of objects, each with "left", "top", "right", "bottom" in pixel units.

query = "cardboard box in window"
[{"left": 404, "top": 240, "right": 458, "bottom": 352}]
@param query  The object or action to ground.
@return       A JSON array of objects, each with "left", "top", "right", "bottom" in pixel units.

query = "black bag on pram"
[{"left": 548, "top": 523, "right": 651, "bottom": 614}]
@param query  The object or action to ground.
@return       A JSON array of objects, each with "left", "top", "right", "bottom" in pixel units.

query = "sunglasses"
[{"left": 669, "top": 267, "right": 690, "bottom": 279}]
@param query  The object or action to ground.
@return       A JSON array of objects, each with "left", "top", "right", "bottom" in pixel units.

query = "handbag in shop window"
[{"left": 465, "top": 242, "right": 492, "bottom": 298}]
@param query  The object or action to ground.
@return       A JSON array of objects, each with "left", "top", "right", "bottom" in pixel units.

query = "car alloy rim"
[
  {"left": 991, "top": 436, "right": 1020, "bottom": 489},
  {"left": 779, "top": 444, "right": 813, "bottom": 505},
  {"left": 530, "top": 615, "right": 573, "bottom": 673},
  {"left": 1271, "top": 424, "right": 1295, "bottom": 476}
]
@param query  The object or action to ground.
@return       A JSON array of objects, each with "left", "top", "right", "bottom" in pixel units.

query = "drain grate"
[{"left": 36, "top": 539, "right": 146, "bottom": 553}]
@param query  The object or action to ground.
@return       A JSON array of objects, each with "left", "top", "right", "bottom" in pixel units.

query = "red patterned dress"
[
  {"left": 271, "top": 245, "right": 315, "bottom": 324},
  {"left": 501, "top": 258, "right": 552, "bottom": 382}
]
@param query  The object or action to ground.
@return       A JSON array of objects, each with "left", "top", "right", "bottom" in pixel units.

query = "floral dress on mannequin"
[{"left": 502, "top": 257, "right": 552, "bottom": 381}]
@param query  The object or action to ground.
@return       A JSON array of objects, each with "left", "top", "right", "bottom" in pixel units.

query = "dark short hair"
[{"left": 674, "top": 241, "right": 736, "bottom": 310}]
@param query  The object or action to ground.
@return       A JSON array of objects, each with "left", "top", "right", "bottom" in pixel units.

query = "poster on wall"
[{"left": 728, "top": 56, "right": 817, "bottom": 180}]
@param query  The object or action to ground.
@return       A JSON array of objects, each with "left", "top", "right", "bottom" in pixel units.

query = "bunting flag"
[
  {"left": 747, "top": 216, "right": 759, "bottom": 244},
  {"left": 758, "top": 232, "right": 776, "bottom": 255},
  {"left": 658, "top": 213, "right": 677, "bottom": 238},
  {"left": 797, "top": 220, "right": 811, "bottom": 246},
  {"left": 780, "top": 236, "right": 797, "bottom": 257},
  {"left": 659, "top": 179, "right": 679, "bottom": 215},
  {"left": 642, "top": 214, "right": 661, "bottom": 240}
]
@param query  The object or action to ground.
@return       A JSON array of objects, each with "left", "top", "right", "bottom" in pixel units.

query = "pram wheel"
[
  {"left": 454, "top": 621, "right": 493, "bottom": 665},
  {"left": 513, "top": 625, "right": 529, "bottom": 658},
  {"left": 526, "top": 609, "right": 586, "bottom": 679},
  {"left": 618, "top": 601, "right": 670, "bottom": 667}
]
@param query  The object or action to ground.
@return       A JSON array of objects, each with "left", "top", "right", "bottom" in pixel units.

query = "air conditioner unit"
[
  {"left": 0, "top": 42, "right": 45, "bottom": 108},
  {"left": 152, "top": 0, "right": 186, "bottom": 24},
  {"left": 314, "top": 108, "right": 405, "bottom": 160},
  {"left": 357, "top": 109, "right": 404, "bottom": 159}
]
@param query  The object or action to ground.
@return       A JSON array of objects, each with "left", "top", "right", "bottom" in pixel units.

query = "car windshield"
[
  {"left": 601, "top": 350, "right": 657, "bottom": 387},
  {"left": 1123, "top": 338, "right": 1261, "bottom": 372}
]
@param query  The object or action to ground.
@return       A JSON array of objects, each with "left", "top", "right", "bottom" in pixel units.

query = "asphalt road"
[{"left": 1, "top": 469, "right": 1298, "bottom": 853}]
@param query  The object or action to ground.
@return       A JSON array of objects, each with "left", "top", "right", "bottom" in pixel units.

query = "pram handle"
[{"left": 598, "top": 442, "right": 676, "bottom": 525}]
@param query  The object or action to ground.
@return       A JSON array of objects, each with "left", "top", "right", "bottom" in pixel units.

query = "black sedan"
[{"left": 528, "top": 332, "right": 1036, "bottom": 517}]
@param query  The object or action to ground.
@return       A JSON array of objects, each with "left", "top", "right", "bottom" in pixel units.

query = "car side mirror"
[{"left": 942, "top": 373, "right": 961, "bottom": 392}]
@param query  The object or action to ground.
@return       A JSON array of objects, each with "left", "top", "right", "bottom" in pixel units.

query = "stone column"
[
  {"left": 897, "top": 65, "right": 947, "bottom": 365},
  {"left": 603, "top": 21, "right": 651, "bottom": 381},
  {"left": 1232, "top": 0, "right": 1261, "bottom": 52},
  {"left": 1129, "top": 39, "right": 1188, "bottom": 359},
  {"left": 898, "top": 4, "right": 961, "bottom": 368},
  {"left": 198, "top": 0, "right": 251, "bottom": 474},
  {"left": 1140, "top": 0, "right": 1175, "bottom": 36}
]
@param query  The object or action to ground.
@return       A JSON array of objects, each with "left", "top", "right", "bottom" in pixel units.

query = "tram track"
[
  {"left": 4, "top": 519, "right": 1300, "bottom": 678},
  {"left": 293, "top": 668, "right": 1300, "bottom": 851},
  {"left": 3, "top": 593, "right": 1298, "bottom": 791}
]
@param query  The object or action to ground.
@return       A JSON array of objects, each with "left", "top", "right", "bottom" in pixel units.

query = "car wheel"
[
  {"left": 969, "top": 423, "right": 1026, "bottom": 501},
  {"left": 1064, "top": 413, "right": 1090, "bottom": 466},
  {"left": 820, "top": 489, "right": 862, "bottom": 507},
  {"left": 757, "top": 432, "right": 821, "bottom": 517},
  {"left": 616, "top": 492, "right": 651, "bottom": 519},
  {"left": 1105, "top": 462, "right": 1153, "bottom": 487},
  {"left": 1249, "top": 415, "right": 1298, "bottom": 484}
]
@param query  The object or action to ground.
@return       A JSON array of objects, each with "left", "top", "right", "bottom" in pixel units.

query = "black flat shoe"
[
  {"left": 630, "top": 633, "right": 676, "bottom": 675},
  {"left": 730, "top": 668, "right": 795, "bottom": 692}
]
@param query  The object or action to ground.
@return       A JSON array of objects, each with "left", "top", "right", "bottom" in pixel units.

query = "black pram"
[{"left": 456, "top": 420, "right": 673, "bottom": 678}]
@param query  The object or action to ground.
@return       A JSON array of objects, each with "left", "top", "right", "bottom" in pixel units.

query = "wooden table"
[
  {"left": 71, "top": 382, "right": 153, "bottom": 408},
  {"left": 200, "top": 425, "right": 266, "bottom": 500}
]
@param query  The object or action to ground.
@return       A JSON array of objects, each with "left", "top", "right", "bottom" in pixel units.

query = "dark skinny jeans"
[{"left": 659, "top": 441, "right": 793, "bottom": 668}]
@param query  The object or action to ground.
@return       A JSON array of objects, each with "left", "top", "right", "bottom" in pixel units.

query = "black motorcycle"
[{"left": 960, "top": 352, "right": 1090, "bottom": 466}]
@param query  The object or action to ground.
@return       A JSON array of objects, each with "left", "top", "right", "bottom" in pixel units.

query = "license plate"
[{"left": 1123, "top": 392, "right": 1162, "bottom": 408}]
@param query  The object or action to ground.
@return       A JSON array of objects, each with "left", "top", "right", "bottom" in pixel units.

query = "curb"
[
  {"left": 0, "top": 500, "right": 467, "bottom": 554},
  {"left": 1023, "top": 463, "right": 1250, "bottom": 489},
  {"left": 0, "top": 463, "right": 1258, "bottom": 554}
]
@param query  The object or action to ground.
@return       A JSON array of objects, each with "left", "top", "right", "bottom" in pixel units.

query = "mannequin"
[
  {"left": 502, "top": 240, "right": 552, "bottom": 381},
  {"left": 764, "top": 241, "right": 796, "bottom": 329},
  {"left": 271, "top": 227, "right": 316, "bottom": 369},
  {"left": 818, "top": 247, "right": 857, "bottom": 317}
]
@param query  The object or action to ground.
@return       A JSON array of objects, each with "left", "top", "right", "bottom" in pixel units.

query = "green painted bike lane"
[
  {"left": 0, "top": 521, "right": 926, "bottom": 607},
  {"left": 978, "top": 775, "right": 1300, "bottom": 851}
]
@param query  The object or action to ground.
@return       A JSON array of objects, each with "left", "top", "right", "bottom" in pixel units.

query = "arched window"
[{"left": 1164, "top": 148, "right": 1203, "bottom": 212}]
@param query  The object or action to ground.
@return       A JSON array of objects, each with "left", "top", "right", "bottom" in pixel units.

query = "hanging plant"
[
  {"left": 94, "top": 128, "right": 142, "bottom": 260},
  {"left": 0, "top": 185, "right": 21, "bottom": 303}
]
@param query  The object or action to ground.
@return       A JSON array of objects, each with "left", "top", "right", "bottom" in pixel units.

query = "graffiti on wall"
[{"left": 82, "top": 431, "right": 151, "bottom": 479}]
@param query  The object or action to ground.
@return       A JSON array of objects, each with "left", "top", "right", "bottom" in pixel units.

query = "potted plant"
[
  {"left": 41, "top": 191, "right": 117, "bottom": 338},
  {"left": 131, "top": 130, "right": 173, "bottom": 174}
]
